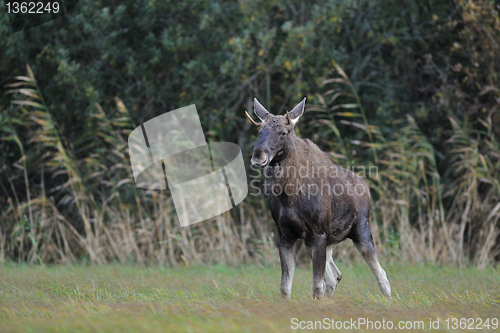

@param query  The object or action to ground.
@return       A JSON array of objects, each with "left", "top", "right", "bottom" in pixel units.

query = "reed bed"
[{"left": 1, "top": 65, "right": 499, "bottom": 267}]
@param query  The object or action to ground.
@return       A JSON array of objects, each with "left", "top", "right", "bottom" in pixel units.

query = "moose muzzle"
[{"left": 251, "top": 144, "right": 272, "bottom": 167}]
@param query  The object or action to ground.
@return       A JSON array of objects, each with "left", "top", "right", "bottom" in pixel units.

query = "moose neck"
[
  {"left": 269, "top": 130, "right": 299, "bottom": 167},
  {"left": 266, "top": 130, "right": 307, "bottom": 186},
  {"left": 263, "top": 130, "right": 309, "bottom": 200}
]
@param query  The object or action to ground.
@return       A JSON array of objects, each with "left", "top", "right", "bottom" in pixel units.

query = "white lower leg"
[
  {"left": 324, "top": 246, "right": 341, "bottom": 296},
  {"left": 372, "top": 262, "right": 391, "bottom": 297}
]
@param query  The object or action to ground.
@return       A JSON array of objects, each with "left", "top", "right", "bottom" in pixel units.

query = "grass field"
[{"left": 0, "top": 262, "right": 498, "bottom": 332}]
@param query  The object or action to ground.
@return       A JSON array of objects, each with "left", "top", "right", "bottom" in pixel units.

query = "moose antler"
[
  {"left": 245, "top": 111, "right": 261, "bottom": 126},
  {"left": 286, "top": 111, "right": 292, "bottom": 125}
]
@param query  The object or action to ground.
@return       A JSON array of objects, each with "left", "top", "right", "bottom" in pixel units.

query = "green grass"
[{"left": 0, "top": 262, "right": 498, "bottom": 332}]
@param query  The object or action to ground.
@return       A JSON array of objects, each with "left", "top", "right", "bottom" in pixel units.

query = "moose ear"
[
  {"left": 288, "top": 97, "right": 306, "bottom": 125},
  {"left": 254, "top": 98, "right": 271, "bottom": 121}
]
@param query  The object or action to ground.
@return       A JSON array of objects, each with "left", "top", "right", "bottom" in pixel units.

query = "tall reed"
[
  {"left": 1, "top": 66, "right": 276, "bottom": 265},
  {"left": 1, "top": 65, "right": 499, "bottom": 267}
]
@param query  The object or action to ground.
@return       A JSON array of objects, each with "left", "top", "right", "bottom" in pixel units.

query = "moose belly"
[
  {"left": 270, "top": 195, "right": 359, "bottom": 246},
  {"left": 270, "top": 198, "right": 332, "bottom": 242}
]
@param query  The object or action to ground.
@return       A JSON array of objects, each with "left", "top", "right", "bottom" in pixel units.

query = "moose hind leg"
[
  {"left": 352, "top": 220, "right": 391, "bottom": 298},
  {"left": 353, "top": 237, "right": 391, "bottom": 298},
  {"left": 324, "top": 245, "right": 342, "bottom": 297}
]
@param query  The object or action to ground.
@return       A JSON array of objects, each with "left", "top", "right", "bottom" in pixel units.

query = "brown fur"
[{"left": 248, "top": 98, "right": 391, "bottom": 299}]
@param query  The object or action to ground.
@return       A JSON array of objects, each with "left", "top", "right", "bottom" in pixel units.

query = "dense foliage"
[{"left": 1, "top": 0, "right": 499, "bottom": 265}]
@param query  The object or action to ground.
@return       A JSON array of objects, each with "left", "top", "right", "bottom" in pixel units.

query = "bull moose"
[{"left": 245, "top": 98, "right": 391, "bottom": 299}]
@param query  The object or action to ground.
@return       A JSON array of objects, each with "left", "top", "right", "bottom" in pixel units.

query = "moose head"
[{"left": 245, "top": 98, "right": 306, "bottom": 167}]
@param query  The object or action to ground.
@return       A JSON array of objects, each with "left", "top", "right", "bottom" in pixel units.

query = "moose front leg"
[
  {"left": 278, "top": 236, "right": 296, "bottom": 299},
  {"left": 311, "top": 233, "right": 327, "bottom": 299}
]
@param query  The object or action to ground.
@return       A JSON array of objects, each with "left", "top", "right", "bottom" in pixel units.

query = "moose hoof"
[
  {"left": 378, "top": 279, "right": 392, "bottom": 299},
  {"left": 280, "top": 292, "right": 291, "bottom": 299},
  {"left": 324, "top": 285, "right": 336, "bottom": 298},
  {"left": 312, "top": 287, "right": 324, "bottom": 299}
]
